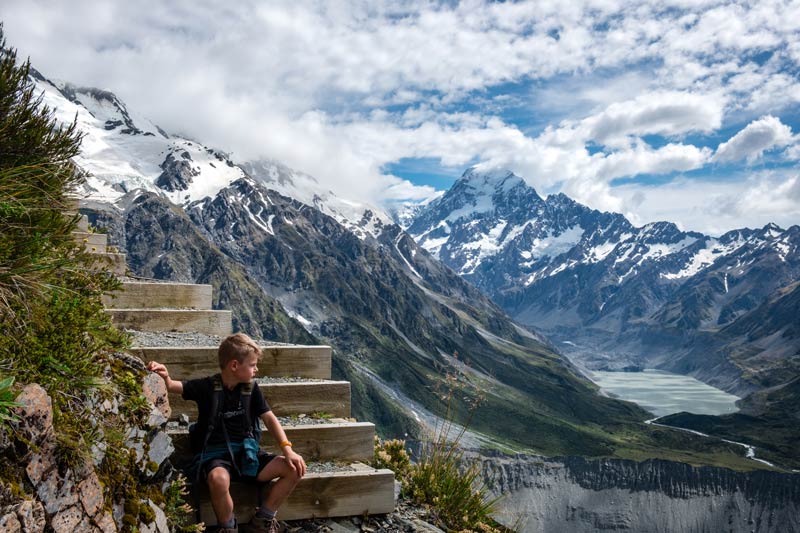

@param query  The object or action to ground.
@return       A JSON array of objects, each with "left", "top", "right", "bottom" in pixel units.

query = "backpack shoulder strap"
[
  {"left": 241, "top": 381, "right": 255, "bottom": 435},
  {"left": 204, "top": 374, "right": 224, "bottom": 445}
]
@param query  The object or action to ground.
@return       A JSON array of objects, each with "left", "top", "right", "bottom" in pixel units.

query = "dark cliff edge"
[
  {"left": 482, "top": 454, "right": 800, "bottom": 503},
  {"left": 481, "top": 454, "right": 800, "bottom": 532}
]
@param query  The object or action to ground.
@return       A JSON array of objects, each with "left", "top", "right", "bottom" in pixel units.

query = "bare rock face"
[
  {"left": 78, "top": 472, "right": 104, "bottom": 517},
  {"left": 483, "top": 454, "right": 800, "bottom": 533},
  {"left": 1, "top": 480, "right": 46, "bottom": 533},
  {"left": 95, "top": 511, "right": 116, "bottom": 533},
  {"left": 50, "top": 505, "right": 84, "bottom": 533},
  {"left": 139, "top": 500, "right": 170, "bottom": 533},
  {"left": 6, "top": 382, "right": 176, "bottom": 532},
  {"left": 156, "top": 152, "right": 198, "bottom": 192},
  {"left": 14, "top": 500, "right": 46, "bottom": 532},
  {"left": 0, "top": 512, "right": 21, "bottom": 532},
  {"left": 13, "top": 384, "right": 53, "bottom": 448},
  {"left": 33, "top": 464, "right": 80, "bottom": 515},
  {"left": 142, "top": 372, "right": 171, "bottom": 423}
]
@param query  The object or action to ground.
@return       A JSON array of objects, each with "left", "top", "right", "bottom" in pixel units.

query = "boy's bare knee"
[
  {"left": 207, "top": 467, "right": 230, "bottom": 491},
  {"left": 280, "top": 458, "right": 301, "bottom": 483}
]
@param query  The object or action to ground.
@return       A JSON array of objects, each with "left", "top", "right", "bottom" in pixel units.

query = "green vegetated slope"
[
  {"left": 659, "top": 282, "right": 800, "bottom": 469},
  {"left": 92, "top": 181, "right": 767, "bottom": 469},
  {"left": 660, "top": 378, "right": 800, "bottom": 470},
  {"left": 0, "top": 31, "right": 193, "bottom": 530}
]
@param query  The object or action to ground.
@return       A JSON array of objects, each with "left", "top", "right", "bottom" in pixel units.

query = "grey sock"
[
  {"left": 220, "top": 516, "right": 236, "bottom": 528},
  {"left": 256, "top": 507, "right": 276, "bottom": 519}
]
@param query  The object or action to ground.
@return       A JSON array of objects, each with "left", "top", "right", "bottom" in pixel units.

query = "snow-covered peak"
[
  {"left": 459, "top": 167, "right": 525, "bottom": 193},
  {"left": 388, "top": 192, "right": 443, "bottom": 229},
  {"left": 760, "top": 222, "right": 784, "bottom": 239},
  {"left": 31, "top": 69, "right": 389, "bottom": 238},
  {"left": 241, "top": 159, "right": 393, "bottom": 240},
  {"left": 33, "top": 69, "right": 164, "bottom": 139},
  {"left": 32, "top": 71, "right": 245, "bottom": 206}
]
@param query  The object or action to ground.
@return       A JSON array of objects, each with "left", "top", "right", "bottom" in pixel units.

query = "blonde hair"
[{"left": 218, "top": 332, "right": 261, "bottom": 369}]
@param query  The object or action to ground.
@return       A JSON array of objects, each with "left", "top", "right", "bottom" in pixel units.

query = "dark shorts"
[{"left": 202, "top": 450, "right": 278, "bottom": 482}]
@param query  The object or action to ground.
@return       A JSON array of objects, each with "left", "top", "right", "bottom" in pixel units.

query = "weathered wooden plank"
[
  {"left": 260, "top": 346, "right": 332, "bottom": 380},
  {"left": 105, "top": 309, "right": 232, "bottom": 336},
  {"left": 63, "top": 196, "right": 80, "bottom": 211},
  {"left": 266, "top": 421, "right": 373, "bottom": 462},
  {"left": 91, "top": 252, "right": 127, "bottom": 276},
  {"left": 130, "top": 345, "right": 331, "bottom": 381},
  {"left": 102, "top": 282, "right": 213, "bottom": 310},
  {"left": 169, "top": 420, "right": 374, "bottom": 463},
  {"left": 73, "top": 231, "right": 107, "bottom": 253},
  {"left": 197, "top": 466, "right": 396, "bottom": 523},
  {"left": 169, "top": 381, "right": 350, "bottom": 419}
]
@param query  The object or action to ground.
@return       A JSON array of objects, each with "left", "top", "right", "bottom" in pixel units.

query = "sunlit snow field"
[{"left": 590, "top": 369, "right": 740, "bottom": 418}]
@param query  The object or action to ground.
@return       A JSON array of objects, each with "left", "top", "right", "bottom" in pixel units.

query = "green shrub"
[
  {"left": 406, "top": 407, "right": 502, "bottom": 533},
  {"left": 378, "top": 370, "right": 507, "bottom": 532},
  {"left": 372, "top": 435, "right": 412, "bottom": 481},
  {"left": 162, "top": 474, "right": 205, "bottom": 532},
  {"left": 0, "top": 376, "right": 20, "bottom": 424}
]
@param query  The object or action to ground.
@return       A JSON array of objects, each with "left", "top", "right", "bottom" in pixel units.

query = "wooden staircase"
[
  {"left": 71, "top": 206, "right": 396, "bottom": 525},
  {"left": 70, "top": 211, "right": 128, "bottom": 275}
]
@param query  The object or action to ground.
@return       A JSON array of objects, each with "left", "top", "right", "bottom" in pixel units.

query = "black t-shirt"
[{"left": 182, "top": 375, "right": 270, "bottom": 447}]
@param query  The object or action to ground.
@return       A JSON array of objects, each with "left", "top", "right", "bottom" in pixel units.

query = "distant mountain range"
[
  {"left": 32, "top": 68, "right": 798, "bottom": 468},
  {"left": 405, "top": 167, "right": 800, "bottom": 466},
  {"left": 28, "top": 70, "right": 675, "bottom": 459}
]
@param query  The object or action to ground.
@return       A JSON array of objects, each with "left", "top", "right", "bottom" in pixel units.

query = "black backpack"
[{"left": 188, "top": 374, "right": 260, "bottom": 454}]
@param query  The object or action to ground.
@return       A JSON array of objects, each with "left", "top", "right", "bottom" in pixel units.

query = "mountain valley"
[
  {"left": 407, "top": 168, "right": 800, "bottom": 468},
  {"left": 31, "top": 68, "right": 787, "bottom": 466}
]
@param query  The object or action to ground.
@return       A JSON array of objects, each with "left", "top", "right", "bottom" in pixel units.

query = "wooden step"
[
  {"left": 102, "top": 282, "right": 213, "bottom": 310},
  {"left": 169, "top": 420, "right": 375, "bottom": 463},
  {"left": 196, "top": 463, "right": 395, "bottom": 523},
  {"left": 64, "top": 197, "right": 80, "bottom": 211},
  {"left": 169, "top": 380, "right": 351, "bottom": 419},
  {"left": 63, "top": 212, "right": 89, "bottom": 231},
  {"left": 91, "top": 252, "right": 127, "bottom": 276},
  {"left": 105, "top": 309, "right": 232, "bottom": 336},
  {"left": 130, "top": 345, "right": 332, "bottom": 380},
  {"left": 73, "top": 231, "right": 108, "bottom": 253}
]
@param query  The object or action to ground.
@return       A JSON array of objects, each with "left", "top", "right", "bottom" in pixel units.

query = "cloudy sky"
[{"left": 4, "top": 0, "right": 799, "bottom": 234}]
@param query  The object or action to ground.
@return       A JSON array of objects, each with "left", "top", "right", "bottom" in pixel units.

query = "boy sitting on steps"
[{"left": 148, "top": 332, "right": 306, "bottom": 533}]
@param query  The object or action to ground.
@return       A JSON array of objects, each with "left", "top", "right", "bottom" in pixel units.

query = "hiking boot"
[
  {"left": 243, "top": 515, "right": 285, "bottom": 533},
  {"left": 217, "top": 525, "right": 238, "bottom": 533}
]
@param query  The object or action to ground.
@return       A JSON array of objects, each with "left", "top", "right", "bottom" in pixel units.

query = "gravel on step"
[
  {"left": 254, "top": 376, "right": 326, "bottom": 384},
  {"left": 128, "top": 330, "right": 295, "bottom": 348},
  {"left": 166, "top": 415, "right": 341, "bottom": 432},
  {"left": 277, "top": 415, "right": 342, "bottom": 426},
  {"left": 277, "top": 499, "right": 447, "bottom": 533},
  {"left": 306, "top": 462, "right": 356, "bottom": 474},
  {"left": 118, "top": 275, "right": 187, "bottom": 284}
]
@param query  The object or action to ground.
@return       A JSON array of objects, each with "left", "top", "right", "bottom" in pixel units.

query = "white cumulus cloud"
[
  {"left": 2, "top": 0, "right": 799, "bottom": 232},
  {"left": 581, "top": 92, "right": 724, "bottom": 148},
  {"left": 713, "top": 115, "right": 794, "bottom": 163}
]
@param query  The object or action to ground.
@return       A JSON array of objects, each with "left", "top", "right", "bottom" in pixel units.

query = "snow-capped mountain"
[
  {"left": 239, "top": 160, "right": 392, "bottom": 240},
  {"left": 31, "top": 69, "right": 390, "bottom": 239},
  {"left": 38, "top": 68, "right": 672, "bottom": 456},
  {"left": 407, "top": 167, "right": 800, "bottom": 391}
]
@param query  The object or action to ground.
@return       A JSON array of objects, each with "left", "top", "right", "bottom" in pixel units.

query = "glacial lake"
[{"left": 590, "top": 369, "right": 740, "bottom": 418}]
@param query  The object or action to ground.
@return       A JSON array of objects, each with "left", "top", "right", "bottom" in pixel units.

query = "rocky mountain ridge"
[
  {"left": 33, "top": 68, "right": 678, "bottom": 457},
  {"left": 31, "top": 70, "right": 391, "bottom": 241},
  {"left": 407, "top": 167, "right": 800, "bottom": 395}
]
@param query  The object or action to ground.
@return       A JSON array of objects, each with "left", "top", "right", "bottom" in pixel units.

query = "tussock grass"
[
  {"left": 374, "top": 371, "right": 510, "bottom": 533},
  {"left": 0, "top": 27, "right": 198, "bottom": 532}
]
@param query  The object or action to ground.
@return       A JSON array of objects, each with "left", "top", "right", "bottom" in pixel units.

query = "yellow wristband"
[{"left": 279, "top": 440, "right": 292, "bottom": 448}]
